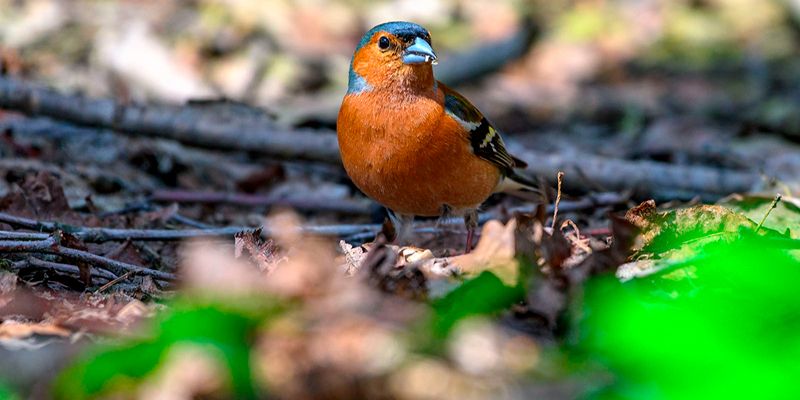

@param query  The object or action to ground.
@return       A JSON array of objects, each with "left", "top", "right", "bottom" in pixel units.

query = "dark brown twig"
[
  {"left": 94, "top": 271, "right": 134, "bottom": 293},
  {"left": 12, "top": 257, "right": 119, "bottom": 281},
  {"left": 551, "top": 171, "right": 565, "bottom": 229},
  {"left": 0, "top": 222, "right": 380, "bottom": 243},
  {"left": 0, "top": 230, "right": 49, "bottom": 241},
  {"left": 149, "top": 189, "right": 373, "bottom": 215},
  {"left": 506, "top": 143, "right": 760, "bottom": 200},
  {"left": 755, "top": 194, "right": 782, "bottom": 233},
  {"left": 0, "top": 77, "right": 339, "bottom": 162},
  {"left": 0, "top": 236, "right": 175, "bottom": 281},
  {"left": 0, "top": 193, "right": 627, "bottom": 244}
]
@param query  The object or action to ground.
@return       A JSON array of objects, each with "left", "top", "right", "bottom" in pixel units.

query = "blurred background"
[
  {"left": 3, "top": 0, "right": 799, "bottom": 128},
  {"left": 5, "top": 0, "right": 800, "bottom": 191}
]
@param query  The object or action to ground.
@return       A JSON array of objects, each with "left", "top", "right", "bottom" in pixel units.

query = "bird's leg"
[
  {"left": 436, "top": 204, "right": 455, "bottom": 230},
  {"left": 463, "top": 209, "right": 479, "bottom": 253},
  {"left": 388, "top": 210, "right": 415, "bottom": 245}
]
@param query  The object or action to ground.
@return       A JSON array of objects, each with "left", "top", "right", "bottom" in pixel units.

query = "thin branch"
[
  {"left": 0, "top": 192, "right": 627, "bottom": 244},
  {"left": 755, "top": 194, "right": 782, "bottom": 233},
  {"left": 0, "top": 236, "right": 175, "bottom": 281},
  {"left": 0, "top": 224, "right": 380, "bottom": 244},
  {"left": 96, "top": 202, "right": 218, "bottom": 229},
  {"left": 94, "top": 271, "right": 134, "bottom": 294},
  {"left": 12, "top": 257, "right": 119, "bottom": 281},
  {"left": 149, "top": 189, "right": 373, "bottom": 215},
  {"left": 506, "top": 143, "right": 760, "bottom": 201},
  {"left": 0, "top": 77, "right": 339, "bottom": 162},
  {"left": 0, "top": 212, "right": 62, "bottom": 232},
  {"left": 551, "top": 171, "right": 565, "bottom": 229},
  {"left": 0, "top": 231, "right": 49, "bottom": 241}
]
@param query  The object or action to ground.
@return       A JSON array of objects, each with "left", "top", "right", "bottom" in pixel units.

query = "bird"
[{"left": 337, "top": 21, "right": 537, "bottom": 252}]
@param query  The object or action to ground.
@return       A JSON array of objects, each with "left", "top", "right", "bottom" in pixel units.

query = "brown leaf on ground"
[
  {"left": 541, "top": 226, "right": 572, "bottom": 270},
  {"left": 359, "top": 238, "right": 428, "bottom": 301},
  {"left": 0, "top": 171, "right": 71, "bottom": 220},
  {"left": 0, "top": 272, "right": 17, "bottom": 309},
  {"left": 234, "top": 228, "right": 278, "bottom": 272},
  {"left": 0, "top": 320, "right": 70, "bottom": 340},
  {"left": 0, "top": 288, "right": 52, "bottom": 320},
  {"left": 451, "top": 219, "right": 519, "bottom": 285},
  {"left": 54, "top": 292, "right": 155, "bottom": 334},
  {"left": 514, "top": 212, "right": 543, "bottom": 259},
  {"left": 0, "top": 272, "right": 16, "bottom": 296}
]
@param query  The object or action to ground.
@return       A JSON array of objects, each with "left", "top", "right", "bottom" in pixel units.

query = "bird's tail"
[{"left": 495, "top": 170, "right": 542, "bottom": 200}]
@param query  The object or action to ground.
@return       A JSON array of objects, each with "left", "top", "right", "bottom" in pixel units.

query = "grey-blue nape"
[{"left": 347, "top": 68, "right": 372, "bottom": 94}]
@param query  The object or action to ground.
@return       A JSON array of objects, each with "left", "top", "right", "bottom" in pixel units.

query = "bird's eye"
[{"left": 378, "top": 36, "right": 390, "bottom": 50}]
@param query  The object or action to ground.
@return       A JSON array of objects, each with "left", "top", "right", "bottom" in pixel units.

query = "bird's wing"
[{"left": 440, "top": 83, "right": 527, "bottom": 173}]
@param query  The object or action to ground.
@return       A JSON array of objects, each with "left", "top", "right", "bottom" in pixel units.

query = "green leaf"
[
  {"left": 579, "top": 231, "right": 800, "bottom": 400},
  {"left": 430, "top": 271, "right": 524, "bottom": 340},
  {"left": 721, "top": 195, "right": 800, "bottom": 239},
  {"left": 54, "top": 297, "right": 286, "bottom": 400}
]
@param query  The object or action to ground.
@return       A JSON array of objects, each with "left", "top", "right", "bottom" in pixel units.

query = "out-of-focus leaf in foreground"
[
  {"left": 54, "top": 297, "right": 286, "bottom": 400},
  {"left": 0, "top": 383, "right": 19, "bottom": 400},
  {"left": 579, "top": 206, "right": 800, "bottom": 399},
  {"left": 431, "top": 271, "right": 525, "bottom": 340}
]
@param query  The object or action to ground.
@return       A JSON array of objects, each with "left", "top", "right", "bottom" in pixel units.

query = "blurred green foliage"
[
  {"left": 431, "top": 271, "right": 525, "bottom": 340},
  {"left": 0, "top": 383, "right": 19, "bottom": 400},
  {"left": 54, "top": 297, "right": 287, "bottom": 400},
  {"left": 579, "top": 220, "right": 800, "bottom": 399},
  {"left": 52, "top": 269, "right": 526, "bottom": 398}
]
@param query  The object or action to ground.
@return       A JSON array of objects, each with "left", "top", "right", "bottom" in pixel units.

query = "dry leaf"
[
  {"left": 0, "top": 320, "right": 70, "bottom": 340},
  {"left": 450, "top": 219, "right": 518, "bottom": 285}
]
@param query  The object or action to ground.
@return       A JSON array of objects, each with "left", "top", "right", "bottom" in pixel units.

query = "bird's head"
[{"left": 348, "top": 21, "right": 438, "bottom": 94}]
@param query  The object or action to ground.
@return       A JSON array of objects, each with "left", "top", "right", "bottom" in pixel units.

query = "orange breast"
[{"left": 337, "top": 90, "right": 501, "bottom": 216}]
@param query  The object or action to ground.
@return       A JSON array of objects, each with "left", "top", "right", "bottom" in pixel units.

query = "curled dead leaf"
[
  {"left": 451, "top": 219, "right": 518, "bottom": 285},
  {"left": 0, "top": 320, "right": 70, "bottom": 340}
]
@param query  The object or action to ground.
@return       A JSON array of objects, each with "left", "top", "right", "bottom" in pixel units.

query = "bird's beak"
[{"left": 403, "top": 37, "right": 438, "bottom": 65}]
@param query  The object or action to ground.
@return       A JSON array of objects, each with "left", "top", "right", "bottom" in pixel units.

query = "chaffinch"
[{"left": 337, "top": 21, "right": 537, "bottom": 252}]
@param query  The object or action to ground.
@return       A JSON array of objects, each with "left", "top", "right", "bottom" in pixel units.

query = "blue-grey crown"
[{"left": 355, "top": 21, "right": 431, "bottom": 52}]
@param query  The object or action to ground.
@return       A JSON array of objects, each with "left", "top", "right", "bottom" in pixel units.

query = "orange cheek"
[{"left": 353, "top": 48, "right": 411, "bottom": 89}]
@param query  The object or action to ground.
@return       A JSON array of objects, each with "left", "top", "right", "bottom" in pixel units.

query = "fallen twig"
[
  {"left": 94, "top": 271, "right": 134, "bottom": 293},
  {"left": 0, "top": 77, "right": 339, "bottom": 162},
  {"left": 0, "top": 223, "right": 379, "bottom": 243},
  {"left": 551, "top": 171, "right": 565, "bottom": 229},
  {"left": 149, "top": 189, "right": 373, "bottom": 215},
  {"left": 0, "top": 231, "right": 48, "bottom": 241},
  {"left": 0, "top": 115, "right": 268, "bottom": 188},
  {"left": 0, "top": 192, "right": 627, "bottom": 244},
  {"left": 506, "top": 143, "right": 761, "bottom": 200},
  {"left": 97, "top": 203, "right": 217, "bottom": 229},
  {"left": 755, "top": 194, "right": 782, "bottom": 233},
  {"left": 11, "top": 257, "right": 119, "bottom": 282},
  {"left": 0, "top": 236, "right": 175, "bottom": 281}
]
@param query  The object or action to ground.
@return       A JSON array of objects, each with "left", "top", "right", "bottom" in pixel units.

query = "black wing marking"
[{"left": 442, "top": 84, "right": 520, "bottom": 172}]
